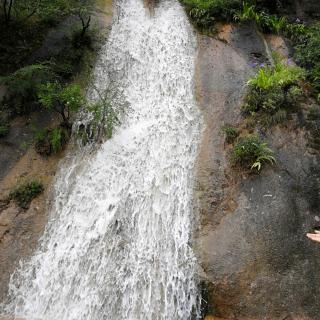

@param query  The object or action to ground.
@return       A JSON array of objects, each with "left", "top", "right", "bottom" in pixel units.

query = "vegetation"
[
  {"left": 9, "top": 179, "right": 44, "bottom": 209},
  {"left": 78, "top": 85, "right": 128, "bottom": 144},
  {"left": 221, "top": 124, "right": 238, "bottom": 143},
  {"left": 0, "top": 112, "right": 10, "bottom": 137},
  {"left": 181, "top": 0, "right": 243, "bottom": 30},
  {"left": 234, "top": 2, "right": 286, "bottom": 34},
  {"left": 0, "top": 64, "right": 53, "bottom": 115},
  {"left": 294, "top": 23, "right": 320, "bottom": 97},
  {"left": 38, "top": 82, "right": 85, "bottom": 127},
  {"left": 0, "top": 0, "right": 97, "bottom": 75},
  {"left": 232, "top": 135, "right": 275, "bottom": 171},
  {"left": 181, "top": 0, "right": 309, "bottom": 42},
  {"left": 180, "top": 0, "right": 291, "bottom": 33},
  {"left": 0, "top": 123, "right": 10, "bottom": 137},
  {"left": 35, "top": 126, "right": 70, "bottom": 156},
  {"left": 242, "top": 56, "right": 304, "bottom": 126},
  {"left": 306, "top": 105, "right": 320, "bottom": 150},
  {"left": 0, "top": 0, "right": 95, "bottom": 26}
]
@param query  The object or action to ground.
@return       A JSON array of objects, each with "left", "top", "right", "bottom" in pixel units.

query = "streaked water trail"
[{"left": 3, "top": 0, "right": 203, "bottom": 319}]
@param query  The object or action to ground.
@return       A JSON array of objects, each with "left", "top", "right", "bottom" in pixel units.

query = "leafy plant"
[
  {"left": 295, "top": 23, "right": 320, "bottom": 95},
  {"left": 234, "top": 2, "right": 256, "bottom": 21},
  {"left": 306, "top": 105, "right": 320, "bottom": 150},
  {"left": 308, "top": 105, "right": 320, "bottom": 121},
  {"left": 181, "top": 0, "right": 243, "bottom": 31},
  {"left": 242, "top": 56, "right": 304, "bottom": 126},
  {"left": 221, "top": 124, "right": 239, "bottom": 143},
  {"left": 248, "top": 57, "right": 305, "bottom": 90},
  {"left": 50, "top": 127, "right": 63, "bottom": 153},
  {"left": 0, "top": 123, "right": 9, "bottom": 137},
  {"left": 38, "top": 82, "right": 85, "bottom": 127},
  {"left": 181, "top": 0, "right": 292, "bottom": 35},
  {"left": 284, "top": 22, "right": 306, "bottom": 43},
  {"left": 188, "top": 7, "right": 216, "bottom": 33},
  {"left": 78, "top": 84, "right": 128, "bottom": 144},
  {"left": 232, "top": 135, "right": 275, "bottom": 171},
  {"left": 0, "top": 64, "right": 53, "bottom": 115},
  {"left": 9, "top": 179, "right": 44, "bottom": 209},
  {"left": 234, "top": 2, "right": 287, "bottom": 34},
  {"left": 34, "top": 126, "right": 69, "bottom": 156},
  {"left": 0, "top": 112, "right": 10, "bottom": 137}
]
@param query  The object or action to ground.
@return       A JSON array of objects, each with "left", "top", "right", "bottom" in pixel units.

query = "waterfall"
[{"left": 2, "top": 0, "right": 202, "bottom": 319}]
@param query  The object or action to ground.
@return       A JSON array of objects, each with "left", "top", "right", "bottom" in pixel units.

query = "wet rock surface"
[
  {"left": 0, "top": 147, "right": 65, "bottom": 302},
  {"left": 0, "top": 111, "right": 55, "bottom": 181},
  {"left": 195, "top": 24, "right": 320, "bottom": 319}
]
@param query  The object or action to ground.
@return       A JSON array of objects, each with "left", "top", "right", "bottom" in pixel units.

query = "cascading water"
[{"left": 2, "top": 0, "right": 203, "bottom": 319}]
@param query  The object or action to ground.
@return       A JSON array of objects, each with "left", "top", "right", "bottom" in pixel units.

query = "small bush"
[
  {"left": 221, "top": 124, "right": 239, "bottom": 143},
  {"left": 9, "top": 180, "right": 44, "bottom": 209},
  {"left": 242, "top": 57, "right": 304, "bottom": 126},
  {"left": 0, "top": 64, "right": 53, "bottom": 116},
  {"left": 306, "top": 105, "right": 320, "bottom": 150},
  {"left": 0, "top": 123, "right": 10, "bottom": 137},
  {"left": 181, "top": 0, "right": 290, "bottom": 33},
  {"left": 295, "top": 23, "right": 320, "bottom": 95},
  {"left": 181, "top": 0, "right": 243, "bottom": 32},
  {"left": 35, "top": 126, "right": 70, "bottom": 156},
  {"left": 232, "top": 135, "right": 275, "bottom": 171},
  {"left": 234, "top": 3, "right": 286, "bottom": 34},
  {"left": 284, "top": 22, "right": 307, "bottom": 43},
  {"left": 0, "top": 112, "right": 10, "bottom": 137},
  {"left": 248, "top": 58, "right": 305, "bottom": 90},
  {"left": 38, "top": 82, "right": 85, "bottom": 127},
  {"left": 307, "top": 105, "right": 320, "bottom": 121},
  {"left": 77, "top": 85, "right": 128, "bottom": 145}
]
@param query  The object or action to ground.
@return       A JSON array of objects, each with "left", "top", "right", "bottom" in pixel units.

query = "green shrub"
[
  {"left": 181, "top": 0, "right": 243, "bottom": 31},
  {"left": 294, "top": 23, "right": 320, "bottom": 95},
  {"left": 77, "top": 85, "right": 128, "bottom": 144},
  {"left": 243, "top": 57, "right": 304, "bottom": 126},
  {"left": 35, "top": 126, "right": 70, "bottom": 156},
  {"left": 9, "top": 180, "right": 44, "bottom": 209},
  {"left": 0, "top": 64, "right": 53, "bottom": 116},
  {"left": 248, "top": 58, "right": 305, "bottom": 90},
  {"left": 38, "top": 82, "right": 84, "bottom": 127},
  {"left": 0, "top": 123, "right": 10, "bottom": 137},
  {"left": 234, "top": 3, "right": 286, "bottom": 34},
  {"left": 284, "top": 22, "right": 307, "bottom": 43},
  {"left": 181, "top": 0, "right": 289, "bottom": 33},
  {"left": 188, "top": 8, "right": 216, "bottom": 33},
  {"left": 221, "top": 124, "right": 239, "bottom": 143},
  {"left": 232, "top": 135, "right": 275, "bottom": 171},
  {"left": 306, "top": 105, "right": 320, "bottom": 150},
  {"left": 307, "top": 105, "right": 320, "bottom": 121},
  {"left": 0, "top": 112, "right": 10, "bottom": 137}
]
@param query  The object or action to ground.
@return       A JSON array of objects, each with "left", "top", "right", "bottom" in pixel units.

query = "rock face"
[
  {"left": 195, "top": 24, "right": 320, "bottom": 319},
  {"left": 0, "top": 148, "right": 64, "bottom": 302},
  {"left": 297, "top": 0, "right": 320, "bottom": 18}
]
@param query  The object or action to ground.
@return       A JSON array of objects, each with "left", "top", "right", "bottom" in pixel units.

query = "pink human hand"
[{"left": 307, "top": 230, "right": 320, "bottom": 243}]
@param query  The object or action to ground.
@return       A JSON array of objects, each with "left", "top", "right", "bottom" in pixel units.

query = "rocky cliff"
[{"left": 195, "top": 22, "right": 320, "bottom": 320}]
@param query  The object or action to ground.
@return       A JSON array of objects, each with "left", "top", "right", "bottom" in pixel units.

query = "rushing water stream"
[{"left": 3, "top": 0, "right": 202, "bottom": 319}]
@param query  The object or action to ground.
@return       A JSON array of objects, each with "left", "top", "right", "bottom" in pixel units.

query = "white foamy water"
[{"left": 2, "top": 0, "right": 202, "bottom": 319}]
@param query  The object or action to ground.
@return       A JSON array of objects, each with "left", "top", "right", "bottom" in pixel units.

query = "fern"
[{"left": 232, "top": 136, "right": 276, "bottom": 171}]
